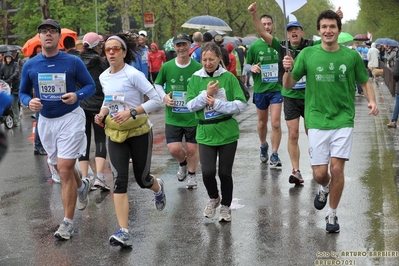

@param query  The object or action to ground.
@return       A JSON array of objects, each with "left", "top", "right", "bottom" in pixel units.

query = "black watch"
[{"left": 130, "top": 108, "right": 137, "bottom": 119}]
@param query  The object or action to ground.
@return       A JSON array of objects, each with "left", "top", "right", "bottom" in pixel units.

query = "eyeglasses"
[
  {"left": 105, "top": 46, "right": 123, "bottom": 54},
  {"left": 38, "top": 28, "right": 59, "bottom": 34}
]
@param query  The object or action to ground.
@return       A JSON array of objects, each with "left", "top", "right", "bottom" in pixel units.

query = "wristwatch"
[{"left": 130, "top": 108, "right": 137, "bottom": 119}]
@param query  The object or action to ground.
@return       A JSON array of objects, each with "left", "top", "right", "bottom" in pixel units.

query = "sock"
[
  {"left": 77, "top": 181, "right": 86, "bottom": 193},
  {"left": 154, "top": 184, "right": 162, "bottom": 195},
  {"left": 179, "top": 159, "right": 187, "bottom": 166},
  {"left": 188, "top": 171, "right": 195, "bottom": 175},
  {"left": 327, "top": 208, "right": 336, "bottom": 216},
  {"left": 321, "top": 185, "right": 330, "bottom": 193},
  {"left": 120, "top": 228, "right": 129, "bottom": 233},
  {"left": 64, "top": 218, "right": 73, "bottom": 225}
]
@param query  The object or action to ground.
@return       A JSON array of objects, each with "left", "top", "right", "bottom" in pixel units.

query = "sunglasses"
[
  {"left": 38, "top": 28, "right": 59, "bottom": 34},
  {"left": 105, "top": 46, "right": 124, "bottom": 54}
]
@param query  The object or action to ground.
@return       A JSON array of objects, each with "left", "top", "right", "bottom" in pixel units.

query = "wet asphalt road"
[{"left": 0, "top": 80, "right": 399, "bottom": 266}]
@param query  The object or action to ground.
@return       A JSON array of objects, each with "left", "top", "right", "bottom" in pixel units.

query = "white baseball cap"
[{"left": 139, "top": 30, "right": 147, "bottom": 37}]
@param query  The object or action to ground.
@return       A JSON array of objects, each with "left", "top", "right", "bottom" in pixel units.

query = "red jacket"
[
  {"left": 148, "top": 43, "right": 166, "bottom": 73},
  {"left": 225, "top": 43, "right": 237, "bottom": 77}
]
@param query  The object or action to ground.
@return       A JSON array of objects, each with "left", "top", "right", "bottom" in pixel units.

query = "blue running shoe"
[
  {"left": 54, "top": 220, "right": 74, "bottom": 240},
  {"left": 260, "top": 143, "right": 269, "bottom": 163},
  {"left": 109, "top": 229, "right": 133, "bottom": 247},
  {"left": 325, "top": 213, "right": 340, "bottom": 233},
  {"left": 314, "top": 187, "right": 329, "bottom": 210},
  {"left": 270, "top": 152, "right": 282, "bottom": 167},
  {"left": 154, "top": 178, "right": 166, "bottom": 211}
]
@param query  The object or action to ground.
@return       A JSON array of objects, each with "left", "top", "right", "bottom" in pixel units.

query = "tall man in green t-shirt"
[
  {"left": 282, "top": 10, "right": 379, "bottom": 233},
  {"left": 154, "top": 32, "right": 202, "bottom": 189}
]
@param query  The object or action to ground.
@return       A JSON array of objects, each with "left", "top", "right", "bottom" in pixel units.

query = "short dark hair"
[
  {"left": 317, "top": 10, "right": 342, "bottom": 31},
  {"left": 63, "top": 36, "right": 76, "bottom": 49},
  {"left": 260, "top": 14, "right": 274, "bottom": 23}
]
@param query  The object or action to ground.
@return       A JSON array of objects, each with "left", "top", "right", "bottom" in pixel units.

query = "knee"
[
  {"left": 114, "top": 178, "right": 128, "bottom": 193},
  {"left": 288, "top": 130, "right": 299, "bottom": 141}
]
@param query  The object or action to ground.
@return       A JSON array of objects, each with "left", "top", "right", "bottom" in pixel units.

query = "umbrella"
[
  {"left": 163, "top": 38, "right": 174, "bottom": 52},
  {"left": 353, "top": 34, "right": 369, "bottom": 41},
  {"left": 222, "top": 36, "right": 241, "bottom": 49},
  {"left": 182, "top": 15, "right": 232, "bottom": 31},
  {"left": 242, "top": 36, "right": 259, "bottom": 46},
  {"left": 0, "top": 44, "right": 22, "bottom": 53},
  {"left": 207, "top": 30, "right": 227, "bottom": 37},
  {"left": 374, "top": 38, "right": 399, "bottom": 47},
  {"left": 21, "top": 28, "right": 78, "bottom": 57},
  {"left": 338, "top": 32, "right": 353, "bottom": 44}
]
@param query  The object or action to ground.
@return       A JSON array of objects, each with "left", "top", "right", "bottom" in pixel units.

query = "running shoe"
[
  {"left": 109, "top": 229, "right": 133, "bottom": 247},
  {"left": 203, "top": 196, "right": 221, "bottom": 218},
  {"left": 314, "top": 186, "right": 329, "bottom": 210},
  {"left": 94, "top": 177, "right": 110, "bottom": 191},
  {"left": 77, "top": 178, "right": 90, "bottom": 210},
  {"left": 289, "top": 169, "right": 304, "bottom": 184},
  {"left": 270, "top": 152, "right": 282, "bottom": 167},
  {"left": 260, "top": 143, "right": 269, "bottom": 163},
  {"left": 186, "top": 173, "right": 197, "bottom": 189},
  {"left": 54, "top": 220, "right": 74, "bottom": 240},
  {"left": 325, "top": 213, "right": 340, "bottom": 233},
  {"left": 219, "top": 205, "right": 232, "bottom": 222},
  {"left": 177, "top": 164, "right": 188, "bottom": 182},
  {"left": 154, "top": 178, "right": 166, "bottom": 211}
]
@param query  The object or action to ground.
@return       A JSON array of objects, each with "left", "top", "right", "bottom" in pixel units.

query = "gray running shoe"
[
  {"left": 203, "top": 196, "right": 221, "bottom": 218},
  {"left": 289, "top": 169, "right": 304, "bottom": 184},
  {"left": 177, "top": 165, "right": 188, "bottom": 181},
  {"left": 186, "top": 173, "right": 197, "bottom": 189},
  {"left": 77, "top": 178, "right": 90, "bottom": 210},
  {"left": 54, "top": 220, "right": 74, "bottom": 240},
  {"left": 270, "top": 152, "right": 282, "bottom": 167},
  {"left": 94, "top": 177, "right": 110, "bottom": 191},
  {"left": 219, "top": 205, "right": 231, "bottom": 222}
]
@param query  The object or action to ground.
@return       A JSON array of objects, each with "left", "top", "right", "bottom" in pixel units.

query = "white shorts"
[
  {"left": 308, "top": 128, "right": 354, "bottom": 166},
  {"left": 38, "top": 107, "right": 87, "bottom": 165}
]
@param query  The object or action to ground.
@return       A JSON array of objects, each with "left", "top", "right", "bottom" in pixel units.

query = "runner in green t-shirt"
[
  {"left": 282, "top": 10, "right": 379, "bottom": 234},
  {"left": 154, "top": 32, "right": 202, "bottom": 189},
  {"left": 246, "top": 11, "right": 283, "bottom": 167}
]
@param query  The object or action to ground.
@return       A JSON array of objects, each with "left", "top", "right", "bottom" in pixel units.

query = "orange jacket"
[{"left": 148, "top": 43, "right": 166, "bottom": 73}]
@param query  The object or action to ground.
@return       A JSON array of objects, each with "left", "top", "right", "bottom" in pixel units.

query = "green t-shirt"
[
  {"left": 292, "top": 44, "right": 369, "bottom": 130},
  {"left": 186, "top": 70, "right": 246, "bottom": 146},
  {"left": 246, "top": 38, "right": 282, "bottom": 93},
  {"left": 281, "top": 45, "right": 305, "bottom": 99},
  {"left": 154, "top": 58, "right": 202, "bottom": 127}
]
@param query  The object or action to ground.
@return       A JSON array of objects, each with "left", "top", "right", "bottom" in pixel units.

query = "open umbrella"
[
  {"left": 222, "top": 36, "right": 241, "bottom": 48},
  {"left": 338, "top": 32, "right": 353, "bottom": 44},
  {"left": 374, "top": 38, "right": 399, "bottom": 47},
  {"left": 242, "top": 36, "right": 259, "bottom": 46},
  {"left": 21, "top": 28, "right": 77, "bottom": 57},
  {"left": 353, "top": 34, "right": 369, "bottom": 41},
  {"left": 0, "top": 44, "right": 22, "bottom": 53},
  {"left": 207, "top": 30, "right": 227, "bottom": 37},
  {"left": 182, "top": 15, "right": 232, "bottom": 31}
]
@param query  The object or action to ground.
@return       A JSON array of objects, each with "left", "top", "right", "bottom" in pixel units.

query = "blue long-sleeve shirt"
[{"left": 19, "top": 51, "right": 95, "bottom": 118}]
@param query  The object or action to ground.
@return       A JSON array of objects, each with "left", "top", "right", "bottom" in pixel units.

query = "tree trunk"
[
  {"left": 121, "top": 0, "right": 131, "bottom": 31},
  {"left": 39, "top": 0, "right": 50, "bottom": 19}
]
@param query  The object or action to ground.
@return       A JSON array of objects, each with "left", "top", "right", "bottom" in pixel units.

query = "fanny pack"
[
  {"left": 105, "top": 114, "right": 150, "bottom": 143},
  {"left": 198, "top": 115, "right": 232, "bottom": 125}
]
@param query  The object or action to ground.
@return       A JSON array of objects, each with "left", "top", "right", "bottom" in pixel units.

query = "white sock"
[
  {"left": 121, "top": 228, "right": 129, "bottom": 233},
  {"left": 77, "top": 181, "right": 85, "bottom": 192},
  {"left": 64, "top": 218, "right": 73, "bottom": 224},
  {"left": 327, "top": 208, "right": 336, "bottom": 216}
]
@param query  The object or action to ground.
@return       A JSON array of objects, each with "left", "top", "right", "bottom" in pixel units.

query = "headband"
[{"left": 106, "top": 36, "right": 127, "bottom": 51}]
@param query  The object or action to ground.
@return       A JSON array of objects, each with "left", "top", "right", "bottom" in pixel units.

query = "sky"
[{"left": 330, "top": 0, "right": 360, "bottom": 22}]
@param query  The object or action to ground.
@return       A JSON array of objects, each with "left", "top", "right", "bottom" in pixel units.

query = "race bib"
[
  {"left": 204, "top": 88, "right": 226, "bottom": 119},
  {"left": 172, "top": 91, "right": 189, "bottom": 113},
  {"left": 261, "top": 63, "right": 278, "bottom": 83},
  {"left": 104, "top": 94, "right": 128, "bottom": 117},
  {"left": 38, "top": 73, "right": 66, "bottom": 101},
  {"left": 292, "top": 76, "right": 306, "bottom": 90}
]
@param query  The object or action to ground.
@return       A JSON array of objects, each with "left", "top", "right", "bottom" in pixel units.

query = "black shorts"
[
  {"left": 165, "top": 124, "right": 197, "bottom": 144},
  {"left": 283, "top": 96, "right": 305, "bottom": 121}
]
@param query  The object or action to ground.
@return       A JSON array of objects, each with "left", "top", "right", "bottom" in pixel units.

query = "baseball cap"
[
  {"left": 173, "top": 32, "right": 190, "bottom": 44},
  {"left": 286, "top": 21, "right": 303, "bottom": 30},
  {"left": 214, "top": 34, "right": 224, "bottom": 44},
  {"left": 37, "top": 19, "right": 61, "bottom": 31},
  {"left": 83, "top": 32, "right": 101, "bottom": 49},
  {"left": 139, "top": 30, "right": 147, "bottom": 37}
]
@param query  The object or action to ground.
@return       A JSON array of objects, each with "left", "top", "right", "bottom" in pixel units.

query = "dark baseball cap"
[
  {"left": 38, "top": 19, "right": 61, "bottom": 31},
  {"left": 173, "top": 32, "right": 190, "bottom": 44},
  {"left": 286, "top": 21, "right": 303, "bottom": 30}
]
